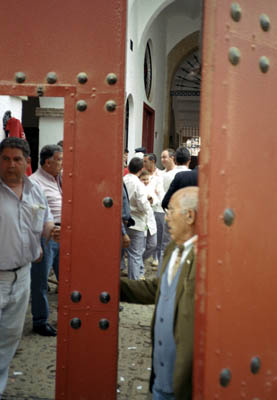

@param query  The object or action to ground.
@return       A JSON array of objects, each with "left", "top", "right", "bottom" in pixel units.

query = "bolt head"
[
  {"left": 99, "top": 292, "right": 111, "bottom": 304},
  {"left": 106, "top": 73, "right": 118, "bottom": 85},
  {"left": 250, "top": 356, "right": 261, "bottom": 374},
  {"left": 230, "top": 3, "right": 242, "bottom": 22},
  {"left": 76, "top": 100, "right": 87, "bottom": 112},
  {"left": 103, "top": 197, "right": 113, "bottom": 208},
  {"left": 70, "top": 317, "right": 82, "bottom": 329},
  {"left": 105, "top": 100, "right": 117, "bottom": 112},
  {"left": 220, "top": 368, "right": 232, "bottom": 387},
  {"left": 259, "top": 56, "right": 270, "bottom": 73},
  {"left": 99, "top": 319, "right": 110, "bottom": 330},
  {"left": 15, "top": 72, "right": 26, "bottom": 83},
  {"left": 260, "top": 14, "right": 270, "bottom": 32},
  {"left": 46, "top": 72, "right": 57, "bottom": 84},
  {"left": 229, "top": 47, "right": 241, "bottom": 65},
  {"left": 77, "top": 72, "right": 88, "bottom": 84},
  {"left": 71, "top": 291, "right": 82, "bottom": 303},
  {"left": 223, "top": 208, "right": 235, "bottom": 226}
]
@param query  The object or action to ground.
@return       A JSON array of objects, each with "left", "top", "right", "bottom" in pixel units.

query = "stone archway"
[{"left": 164, "top": 30, "right": 200, "bottom": 148}]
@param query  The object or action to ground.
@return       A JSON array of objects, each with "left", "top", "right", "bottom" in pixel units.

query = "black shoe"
[{"left": 33, "top": 323, "right": 57, "bottom": 337}]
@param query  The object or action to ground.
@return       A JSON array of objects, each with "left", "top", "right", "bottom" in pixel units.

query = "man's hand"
[
  {"left": 122, "top": 234, "right": 131, "bottom": 248},
  {"left": 33, "top": 246, "right": 43, "bottom": 263},
  {"left": 148, "top": 195, "right": 153, "bottom": 204},
  {"left": 51, "top": 226, "right": 61, "bottom": 242}
]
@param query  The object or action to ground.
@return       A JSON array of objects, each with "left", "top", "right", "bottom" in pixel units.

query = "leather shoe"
[{"left": 33, "top": 323, "right": 57, "bottom": 337}]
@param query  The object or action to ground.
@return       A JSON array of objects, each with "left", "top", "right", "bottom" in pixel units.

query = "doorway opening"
[{"left": 142, "top": 103, "right": 155, "bottom": 153}]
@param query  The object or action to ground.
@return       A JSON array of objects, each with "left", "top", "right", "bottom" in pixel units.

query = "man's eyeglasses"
[{"left": 165, "top": 207, "right": 181, "bottom": 216}]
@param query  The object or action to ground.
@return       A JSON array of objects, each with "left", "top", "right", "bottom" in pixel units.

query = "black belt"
[
  {"left": 55, "top": 223, "right": 61, "bottom": 226},
  {"left": 1, "top": 266, "right": 23, "bottom": 272}
]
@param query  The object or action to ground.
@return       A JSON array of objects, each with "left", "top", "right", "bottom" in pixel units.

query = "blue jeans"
[
  {"left": 152, "top": 382, "right": 175, "bottom": 400},
  {"left": 31, "top": 238, "right": 59, "bottom": 327},
  {"left": 143, "top": 230, "right": 157, "bottom": 262},
  {"left": 154, "top": 212, "right": 165, "bottom": 262},
  {"left": 158, "top": 221, "right": 171, "bottom": 276},
  {"left": 126, "top": 228, "right": 145, "bottom": 280}
]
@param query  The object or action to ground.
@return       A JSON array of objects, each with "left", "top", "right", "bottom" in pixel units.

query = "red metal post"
[
  {"left": 0, "top": 1, "right": 126, "bottom": 398},
  {"left": 195, "top": 1, "right": 277, "bottom": 399}
]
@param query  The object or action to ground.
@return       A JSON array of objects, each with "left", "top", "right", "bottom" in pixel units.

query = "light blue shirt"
[{"left": 0, "top": 176, "right": 53, "bottom": 269}]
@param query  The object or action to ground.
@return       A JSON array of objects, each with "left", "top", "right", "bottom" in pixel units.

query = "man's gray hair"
[
  {"left": 40, "top": 144, "right": 63, "bottom": 166},
  {"left": 178, "top": 187, "right": 199, "bottom": 213}
]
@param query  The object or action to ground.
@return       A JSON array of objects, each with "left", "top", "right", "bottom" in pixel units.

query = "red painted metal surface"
[
  {"left": 0, "top": 1, "right": 126, "bottom": 398},
  {"left": 195, "top": 1, "right": 277, "bottom": 399}
]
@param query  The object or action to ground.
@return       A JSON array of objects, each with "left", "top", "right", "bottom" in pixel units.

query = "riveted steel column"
[
  {"left": 0, "top": 1, "right": 126, "bottom": 399},
  {"left": 195, "top": 1, "right": 277, "bottom": 399}
]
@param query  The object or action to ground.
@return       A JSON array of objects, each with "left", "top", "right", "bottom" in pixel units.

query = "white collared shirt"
[
  {"left": 0, "top": 176, "right": 53, "bottom": 269},
  {"left": 123, "top": 173, "right": 152, "bottom": 232},
  {"left": 163, "top": 165, "right": 191, "bottom": 193},
  {"left": 167, "top": 235, "right": 197, "bottom": 285},
  {"left": 30, "top": 167, "right": 62, "bottom": 224},
  {"left": 144, "top": 184, "right": 157, "bottom": 235},
  {"left": 148, "top": 171, "right": 165, "bottom": 214}
]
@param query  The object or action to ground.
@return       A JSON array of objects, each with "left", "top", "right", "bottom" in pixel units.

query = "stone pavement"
[{"left": 2, "top": 262, "right": 157, "bottom": 400}]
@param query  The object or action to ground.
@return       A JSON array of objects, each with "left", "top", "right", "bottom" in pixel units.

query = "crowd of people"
[
  {"left": 121, "top": 146, "right": 198, "bottom": 280},
  {"left": 0, "top": 136, "right": 199, "bottom": 400},
  {"left": 121, "top": 186, "right": 198, "bottom": 400},
  {"left": 120, "top": 146, "right": 199, "bottom": 400}
]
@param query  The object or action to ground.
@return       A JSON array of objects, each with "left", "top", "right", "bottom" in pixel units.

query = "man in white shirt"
[
  {"left": 123, "top": 157, "right": 152, "bottom": 280},
  {"left": 163, "top": 147, "right": 191, "bottom": 193},
  {"left": 30, "top": 144, "right": 63, "bottom": 336},
  {"left": 160, "top": 148, "right": 176, "bottom": 173},
  {"left": 0, "top": 138, "right": 57, "bottom": 395},
  {"left": 143, "top": 153, "right": 163, "bottom": 178}
]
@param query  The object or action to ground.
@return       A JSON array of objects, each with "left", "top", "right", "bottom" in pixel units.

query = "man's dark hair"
[
  {"left": 57, "top": 140, "right": 63, "bottom": 147},
  {"left": 144, "top": 153, "right": 157, "bottom": 163},
  {"left": 0, "top": 137, "right": 30, "bottom": 158},
  {"left": 124, "top": 148, "right": 129, "bottom": 153},
  {"left": 128, "top": 157, "right": 143, "bottom": 174},
  {"left": 164, "top": 148, "right": 175, "bottom": 159},
  {"left": 40, "top": 144, "right": 63, "bottom": 166},
  {"left": 175, "top": 146, "right": 191, "bottom": 165}
]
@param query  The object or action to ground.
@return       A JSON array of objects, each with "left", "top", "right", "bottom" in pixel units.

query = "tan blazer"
[{"left": 120, "top": 240, "right": 196, "bottom": 400}]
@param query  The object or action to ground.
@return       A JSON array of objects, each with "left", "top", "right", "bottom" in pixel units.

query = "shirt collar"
[
  {"left": 39, "top": 167, "right": 57, "bottom": 182},
  {"left": 0, "top": 174, "right": 34, "bottom": 196},
  {"left": 181, "top": 234, "right": 198, "bottom": 252}
]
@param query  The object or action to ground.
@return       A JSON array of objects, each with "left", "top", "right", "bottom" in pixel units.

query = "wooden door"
[{"left": 142, "top": 102, "right": 155, "bottom": 152}]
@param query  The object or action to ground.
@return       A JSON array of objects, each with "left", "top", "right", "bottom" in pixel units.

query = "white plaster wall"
[
  {"left": 40, "top": 98, "right": 64, "bottom": 109},
  {"left": 166, "top": 15, "right": 201, "bottom": 54},
  {"left": 0, "top": 96, "right": 22, "bottom": 141},
  {"left": 39, "top": 117, "right": 64, "bottom": 151},
  {"left": 38, "top": 97, "right": 64, "bottom": 152},
  {"left": 142, "top": 19, "right": 167, "bottom": 159},
  {"left": 126, "top": 0, "right": 201, "bottom": 164},
  {"left": 126, "top": 2, "right": 168, "bottom": 161}
]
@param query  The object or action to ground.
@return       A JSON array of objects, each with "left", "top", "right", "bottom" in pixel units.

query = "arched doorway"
[{"left": 164, "top": 31, "right": 200, "bottom": 149}]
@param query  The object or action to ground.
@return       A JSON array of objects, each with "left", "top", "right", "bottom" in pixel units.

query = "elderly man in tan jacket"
[{"left": 121, "top": 186, "right": 198, "bottom": 400}]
